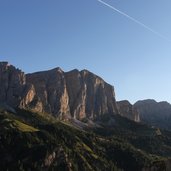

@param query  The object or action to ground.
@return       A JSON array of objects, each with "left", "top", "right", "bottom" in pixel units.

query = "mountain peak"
[
  {"left": 117, "top": 100, "right": 140, "bottom": 122},
  {"left": 0, "top": 62, "right": 119, "bottom": 120},
  {"left": 134, "top": 99, "right": 171, "bottom": 130}
]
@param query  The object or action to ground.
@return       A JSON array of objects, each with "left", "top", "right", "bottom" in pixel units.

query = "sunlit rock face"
[
  {"left": 117, "top": 100, "right": 140, "bottom": 122},
  {"left": 0, "top": 62, "right": 35, "bottom": 108},
  {"left": 0, "top": 62, "right": 119, "bottom": 120},
  {"left": 26, "top": 68, "right": 118, "bottom": 119},
  {"left": 65, "top": 69, "right": 118, "bottom": 120},
  {"left": 26, "top": 67, "right": 70, "bottom": 118},
  {"left": 2, "top": 62, "right": 146, "bottom": 121}
]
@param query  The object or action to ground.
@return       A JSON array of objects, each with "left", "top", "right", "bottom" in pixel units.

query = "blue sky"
[{"left": 1, "top": 0, "right": 171, "bottom": 103}]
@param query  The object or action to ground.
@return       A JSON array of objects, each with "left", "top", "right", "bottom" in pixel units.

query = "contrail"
[{"left": 97, "top": 0, "right": 170, "bottom": 42}]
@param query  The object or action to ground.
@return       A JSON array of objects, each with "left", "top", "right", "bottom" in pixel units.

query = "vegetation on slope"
[{"left": 0, "top": 109, "right": 171, "bottom": 171}]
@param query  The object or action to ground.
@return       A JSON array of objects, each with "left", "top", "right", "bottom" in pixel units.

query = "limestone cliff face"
[
  {"left": 65, "top": 69, "right": 118, "bottom": 119},
  {"left": 0, "top": 62, "right": 118, "bottom": 120},
  {"left": 117, "top": 100, "right": 140, "bottom": 122},
  {"left": 134, "top": 99, "right": 171, "bottom": 130},
  {"left": 26, "top": 68, "right": 70, "bottom": 118},
  {"left": 26, "top": 68, "right": 118, "bottom": 119},
  {"left": 0, "top": 62, "right": 35, "bottom": 108}
]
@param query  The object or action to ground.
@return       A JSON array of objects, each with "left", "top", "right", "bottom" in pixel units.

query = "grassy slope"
[{"left": 0, "top": 109, "right": 171, "bottom": 171}]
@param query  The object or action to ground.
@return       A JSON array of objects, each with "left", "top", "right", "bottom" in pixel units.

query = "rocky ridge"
[
  {"left": 0, "top": 62, "right": 35, "bottom": 108},
  {"left": 134, "top": 99, "right": 171, "bottom": 130},
  {"left": 117, "top": 100, "right": 140, "bottom": 122},
  {"left": 0, "top": 62, "right": 124, "bottom": 121}
]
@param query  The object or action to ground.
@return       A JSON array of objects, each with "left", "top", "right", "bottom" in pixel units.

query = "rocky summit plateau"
[{"left": 1, "top": 61, "right": 171, "bottom": 171}]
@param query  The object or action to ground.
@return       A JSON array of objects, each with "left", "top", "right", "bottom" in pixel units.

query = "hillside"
[{"left": 0, "top": 108, "right": 171, "bottom": 171}]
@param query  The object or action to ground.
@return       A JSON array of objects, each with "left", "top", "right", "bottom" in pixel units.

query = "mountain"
[
  {"left": 134, "top": 99, "right": 171, "bottom": 130},
  {"left": 26, "top": 68, "right": 119, "bottom": 120},
  {"left": 0, "top": 62, "right": 33, "bottom": 108},
  {"left": 117, "top": 100, "right": 140, "bottom": 122},
  {"left": 1, "top": 61, "right": 140, "bottom": 121},
  {"left": 1, "top": 62, "right": 171, "bottom": 170}
]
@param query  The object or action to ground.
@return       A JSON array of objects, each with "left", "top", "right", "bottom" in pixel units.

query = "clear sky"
[{"left": 1, "top": 0, "right": 171, "bottom": 104}]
